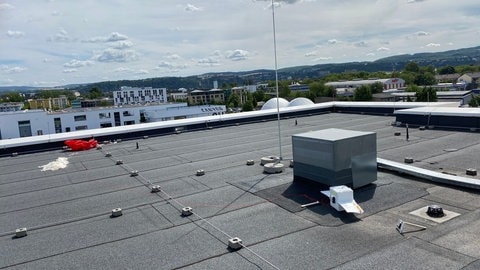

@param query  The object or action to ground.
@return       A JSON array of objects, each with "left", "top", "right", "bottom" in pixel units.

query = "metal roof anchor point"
[
  {"left": 228, "top": 237, "right": 243, "bottom": 251},
  {"left": 15, "top": 228, "right": 27, "bottom": 238},
  {"left": 320, "top": 185, "right": 364, "bottom": 214},
  {"left": 181, "top": 206, "right": 193, "bottom": 217},
  {"left": 150, "top": 185, "right": 161, "bottom": 193},
  {"left": 111, "top": 208, "right": 123, "bottom": 218},
  {"left": 396, "top": 219, "right": 426, "bottom": 234}
]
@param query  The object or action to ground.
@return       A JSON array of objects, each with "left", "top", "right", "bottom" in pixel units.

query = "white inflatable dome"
[
  {"left": 288, "top": 97, "right": 314, "bottom": 107},
  {"left": 261, "top": 98, "right": 289, "bottom": 110}
]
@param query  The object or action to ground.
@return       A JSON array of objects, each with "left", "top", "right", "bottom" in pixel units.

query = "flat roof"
[{"left": 1, "top": 113, "right": 480, "bottom": 269}]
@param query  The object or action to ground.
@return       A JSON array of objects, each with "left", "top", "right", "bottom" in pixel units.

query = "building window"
[
  {"left": 75, "top": 125, "right": 88, "bottom": 130},
  {"left": 74, "top": 115, "right": 87, "bottom": 121},
  {"left": 54, "top": 117, "right": 62, "bottom": 133},
  {"left": 37, "top": 130, "right": 43, "bottom": 135},
  {"left": 99, "top": 112, "right": 111, "bottom": 119},
  {"left": 100, "top": 123, "right": 113, "bottom": 128},
  {"left": 124, "top": 120, "right": 135, "bottom": 125}
]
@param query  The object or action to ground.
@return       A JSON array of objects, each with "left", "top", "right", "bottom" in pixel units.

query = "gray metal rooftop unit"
[{"left": 292, "top": 128, "right": 377, "bottom": 188}]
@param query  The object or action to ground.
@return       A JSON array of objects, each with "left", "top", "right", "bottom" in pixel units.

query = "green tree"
[
  {"left": 242, "top": 99, "right": 254, "bottom": 111},
  {"left": 354, "top": 85, "right": 372, "bottom": 101},
  {"left": 226, "top": 92, "right": 240, "bottom": 108},
  {"left": 414, "top": 73, "right": 436, "bottom": 85},
  {"left": 438, "top": 66, "right": 456, "bottom": 75},
  {"left": 468, "top": 96, "right": 479, "bottom": 107},
  {"left": 415, "top": 87, "right": 437, "bottom": 102},
  {"left": 86, "top": 87, "right": 102, "bottom": 99},
  {"left": 370, "top": 82, "right": 384, "bottom": 94},
  {"left": 2, "top": 92, "right": 24, "bottom": 102},
  {"left": 404, "top": 61, "right": 420, "bottom": 73},
  {"left": 253, "top": 89, "right": 266, "bottom": 103}
]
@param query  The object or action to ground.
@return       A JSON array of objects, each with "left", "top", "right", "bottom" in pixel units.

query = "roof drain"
[
  {"left": 263, "top": 162, "right": 284, "bottom": 174},
  {"left": 228, "top": 237, "right": 243, "bottom": 250},
  {"left": 426, "top": 205, "right": 445, "bottom": 218}
]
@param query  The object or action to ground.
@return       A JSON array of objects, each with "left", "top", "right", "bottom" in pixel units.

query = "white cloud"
[
  {"left": 113, "top": 67, "right": 132, "bottom": 72},
  {"left": 354, "top": 41, "right": 368, "bottom": 47},
  {"left": 426, "top": 43, "right": 440, "bottom": 47},
  {"left": 377, "top": 47, "right": 390, "bottom": 51},
  {"left": 313, "top": 56, "right": 332, "bottom": 61},
  {"left": 93, "top": 48, "right": 139, "bottom": 62},
  {"left": 327, "top": 39, "right": 338, "bottom": 45},
  {"left": 0, "top": 3, "right": 14, "bottom": 10},
  {"left": 135, "top": 69, "right": 149, "bottom": 74},
  {"left": 6, "top": 30, "right": 25, "bottom": 38},
  {"left": 1, "top": 66, "right": 27, "bottom": 73},
  {"left": 304, "top": 51, "right": 317, "bottom": 57},
  {"left": 51, "top": 10, "right": 61, "bottom": 16},
  {"left": 47, "top": 28, "right": 73, "bottom": 42},
  {"left": 63, "top": 60, "right": 94, "bottom": 68},
  {"left": 225, "top": 49, "right": 249, "bottom": 61},
  {"left": 415, "top": 31, "right": 430, "bottom": 36},
  {"left": 112, "top": 40, "right": 133, "bottom": 49},
  {"left": 85, "top": 32, "right": 128, "bottom": 43},
  {"left": 63, "top": 69, "right": 77, "bottom": 73},
  {"left": 197, "top": 58, "right": 220, "bottom": 66},
  {"left": 166, "top": 53, "right": 181, "bottom": 60},
  {"left": 185, "top": 4, "right": 202, "bottom": 12}
]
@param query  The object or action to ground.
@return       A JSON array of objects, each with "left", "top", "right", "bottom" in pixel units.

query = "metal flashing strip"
[{"left": 377, "top": 158, "right": 480, "bottom": 190}]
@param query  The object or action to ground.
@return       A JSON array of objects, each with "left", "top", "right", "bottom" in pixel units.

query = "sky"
[{"left": 1, "top": 0, "right": 479, "bottom": 87}]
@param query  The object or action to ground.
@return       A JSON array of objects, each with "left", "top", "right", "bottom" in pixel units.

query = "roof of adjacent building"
[{"left": 2, "top": 111, "right": 480, "bottom": 269}]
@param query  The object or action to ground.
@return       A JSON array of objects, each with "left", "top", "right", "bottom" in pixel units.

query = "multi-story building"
[
  {"left": 113, "top": 86, "right": 167, "bottom": 106},
  {"left": 188, "top": 89, "right": 224, "bottom": 105},
  {"left": 0, "top": 103, "right": 23, "bottom": 112},
  {"left": 0, "top": 103, "right": 225, "bottom": 140},
  {"left": 325, "top": 78, "right": 406, "bottom": 91},
  {"left": 28, "top": 95, "right": 69, "bottom": 110}
]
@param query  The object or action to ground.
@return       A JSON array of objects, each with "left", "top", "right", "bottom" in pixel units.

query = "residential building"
[
  {"left": 28, "top": 95, "right": 69, "bottom": 110},
  {"left": 0, "top": 102, "right": 23, "bottom": 112},
  {"left": 188, "top": 89, "right": 224, "bottom": 105},
  {"left": 113, "top": 86, "right": 167, "bottom": 106}
]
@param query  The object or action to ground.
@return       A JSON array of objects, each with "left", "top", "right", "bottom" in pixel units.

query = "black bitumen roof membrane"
[{"left": 1, "top": 113, "right": 479, "bottom": 269}]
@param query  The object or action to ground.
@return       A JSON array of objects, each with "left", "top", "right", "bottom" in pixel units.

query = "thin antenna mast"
[{"left": 272, "top": 0, "right": 282, "bottom": 160}]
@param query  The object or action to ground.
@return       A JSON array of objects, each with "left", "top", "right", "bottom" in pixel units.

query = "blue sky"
[{"left": 1, "top": 0, "right": 479, "bottom": 87}]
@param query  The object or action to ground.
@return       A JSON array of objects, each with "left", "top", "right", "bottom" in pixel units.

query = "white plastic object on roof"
[
  {"left": 320, "top": 185, "right": 364, "bottom": 214},
  {"left": 261, "top": 97, "right": 289, "bottom": 110},
  {"left": 288, "top": 97, "right": 314, "bottom": 107}
]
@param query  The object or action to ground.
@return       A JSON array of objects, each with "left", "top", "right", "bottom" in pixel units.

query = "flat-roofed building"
[{"left": 113, "top": 86, "right": 167, "bottom": 106}]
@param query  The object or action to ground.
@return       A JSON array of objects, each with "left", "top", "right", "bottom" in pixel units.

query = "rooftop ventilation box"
[{"left": 292, "top": 128, "right": 377, "bottom": 188}]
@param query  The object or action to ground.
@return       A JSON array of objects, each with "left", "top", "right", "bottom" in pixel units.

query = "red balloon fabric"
[{"left": 64, "top": 139, "right": 98, "bottom": 151}]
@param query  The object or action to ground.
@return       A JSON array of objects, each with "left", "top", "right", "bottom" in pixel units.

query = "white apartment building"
[{"left": 113, "top": 86, "right": 167, "bottom": 106}]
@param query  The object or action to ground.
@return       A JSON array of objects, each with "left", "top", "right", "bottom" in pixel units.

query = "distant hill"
[{"left": 3, "top": 45, "right": 480, "bottom": 93}]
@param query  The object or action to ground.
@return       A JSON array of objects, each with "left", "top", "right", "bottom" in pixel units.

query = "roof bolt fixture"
[
  {"left": 116, "top": 160, "right": 123, "bottom": 165},
  {"left": 394, "top": 132, "right": 401, "bottom": 136},
  {"left": 15, "top": 228, "right": 27, "bottom": 238},
  {"left": 181, "top": 206, "right": 193, "bottom": 216},
  {"left": 111, "top": 208, "right": 123, "bottom": 217},
  {"left": 404, "top": 157, "right": 414, "bottom": 164},
  {"left": 196, "top": 169, "right": 205, "bottom": 176},
  {"left": 289, "top": 159, "right": 294, "bottom": 168},
  {"left": 228, "top": 237, "right": 243, "bottom": 250},
  {"left": 11, "top": 152, "right": 18, "bottom": 157},
  {"left": 105, "top": 152, "right": 112, "bottom": 157},
  {"left": 151, "top": 185, "right": 161, "bottom": 193},
  {"left": 130, "top": 170, "right": 139, "bottom": 177},
  {"left": 246, "top": 160, "right": 255, "bottom": 166}
]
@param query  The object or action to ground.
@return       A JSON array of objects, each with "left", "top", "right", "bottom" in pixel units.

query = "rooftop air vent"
[
  {"left": 15, "top": 228, "right": 27, "bottom": 238},
  {"left": 426, "top": 205, "right": 445, "bottom": 218},
  {"left": 466, "top": 168, "right": 477, "bottom": 176},
  {"left": 260, "top": 156, "right": 279, "bottom": 165},
  {"left": 263, "top": 162, "right": 284, "bottom": 174},
  {"left": 111, "top": 208, "right": 123, "bottom": 217},
  {"left": 228, "top": 237, "right": 243, "bottom": 250}
]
